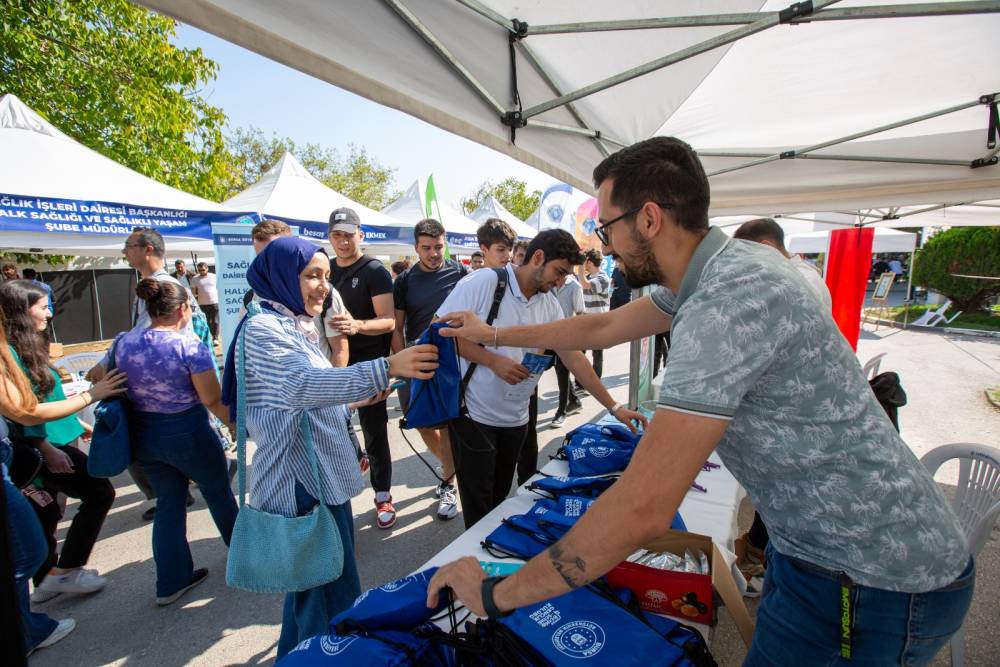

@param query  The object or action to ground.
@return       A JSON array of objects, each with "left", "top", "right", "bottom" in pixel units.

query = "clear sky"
[{"left": 172, "top": 24, "right": 560, "bottom": 212}]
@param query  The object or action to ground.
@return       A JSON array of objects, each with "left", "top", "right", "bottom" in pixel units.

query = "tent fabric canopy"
[
  {"left": 469, "top": 196, "right": 536, "bottom": 239},
  {"left": 382, "top": 180, "right": 481, "bottom": 250},
  {"left": 0, "top": 94, "right": 251, "bottom": 256},
  {"left": 138, "top": 0, "right": 1000, "bottom": 217},
  {"left": 223, "top": 151, "right": 414, "bottom": 252},
  {"left": 786, "top": 227, "right": 918, "bottom": 254}
]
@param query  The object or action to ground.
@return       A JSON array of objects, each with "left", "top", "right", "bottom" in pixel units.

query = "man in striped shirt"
[{"left": 575, "top": 249, "right": 610, "bottom": 391}]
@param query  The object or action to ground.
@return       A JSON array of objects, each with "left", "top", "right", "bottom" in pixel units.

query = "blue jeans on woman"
[
  {"left": 3, "top": 470, "right": 58, "bottom": 653},
  {"left": 745, "top": 544, "right": 975, "bottom": 666},
  {"left": 132, "top": 405, "right": 238, "bottom": 599},
  {"left": 276, "top": 482, "right": 361, "bottom": 658}
]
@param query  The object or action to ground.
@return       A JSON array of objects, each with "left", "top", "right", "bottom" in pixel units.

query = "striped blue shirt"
[{"left": 242, "top": 311, "right": 389, "bottom": 516}]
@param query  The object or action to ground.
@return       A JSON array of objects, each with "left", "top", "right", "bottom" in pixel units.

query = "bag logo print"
[
  {"left": 320, "top": 635, "right": 357, "bottom": 656},
  {"left": 552, "top": 620, "right": 605, "bottom": 659},
  {"left": 588, "top": 446, "right": 613, "bottom": 458},
  {"left": 379, "top": 575, "right": 418, "bottom": 593}
]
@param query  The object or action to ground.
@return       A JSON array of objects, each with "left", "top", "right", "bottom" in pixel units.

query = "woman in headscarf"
[{"left": 221, "top": 236, "right": 438, "bottom": 657}]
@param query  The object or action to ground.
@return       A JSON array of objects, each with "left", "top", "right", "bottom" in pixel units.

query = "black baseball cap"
[{"left": 328, "top": 207, "right": 361, "bottom": 234}]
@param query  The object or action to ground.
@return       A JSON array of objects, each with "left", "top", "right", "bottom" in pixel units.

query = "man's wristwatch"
[{"left": 481, "top": 576, "right": 512, "bottom": 619}]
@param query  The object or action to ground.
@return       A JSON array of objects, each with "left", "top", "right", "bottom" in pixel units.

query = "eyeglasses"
[{"left": 594, "top": 202, "right": 674, "bottom": 246}]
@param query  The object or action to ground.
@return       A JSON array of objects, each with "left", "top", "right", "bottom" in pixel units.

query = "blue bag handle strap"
[{"left": 235, "top": 312, "right": 326, "bottom": 508}]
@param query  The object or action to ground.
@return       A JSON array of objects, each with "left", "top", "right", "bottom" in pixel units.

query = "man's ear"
[
  {"left": 529, "top": 249, "right": 546, "bottom": 266},
  {"left": 640, "top": 202, "right": 665, "bottom": 239}
]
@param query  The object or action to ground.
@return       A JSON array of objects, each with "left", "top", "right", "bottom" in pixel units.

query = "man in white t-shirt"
[
  {"left": 437, "top": 229, "right": 645, "bottom": 528},
  {"left": 733, "top": 218, "right": 832, "bottom": 311},
  {"left": 190, "top": 262, "right": 220, "bottom": 341}
]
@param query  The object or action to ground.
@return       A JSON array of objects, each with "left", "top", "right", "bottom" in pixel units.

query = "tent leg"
[
  {"left": 92, "top": 270, "right": 104, "bottom": 341},
  {"left": 903, "top": 252, "right": 916, "bottom": 329}
]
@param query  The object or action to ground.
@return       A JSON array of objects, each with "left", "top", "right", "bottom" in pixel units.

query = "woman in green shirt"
[{"left": 0, "top": 279, "right": 115, "bottom": 602}]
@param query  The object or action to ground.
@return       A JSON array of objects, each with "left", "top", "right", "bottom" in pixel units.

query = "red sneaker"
[{"left": 375, "top": 497, "right": 396, "bottom": 529}]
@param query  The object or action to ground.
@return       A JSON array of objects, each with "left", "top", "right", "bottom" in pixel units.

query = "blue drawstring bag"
[
  {"left": 531, "top": 495, "right": 686, "bottom": 534},
  {"left": 499, "top": 584, "right": 713, "bottom": 667},
  {"left": 403, "top": 323, "right": 461, "bottom": 429},
  {"left": 565, "top": 422, "right": 642, "bottom": 448},
  {"left": 527, "top": 474, "right": 619, "bottom": 500},
  {"left": 278, "top": 623, "right": 456, "bottom": 667},
  {"left": 482, "top": 516, "right": 560, "bottom": 560},
  {"left": 557, "top": 439, "right": 636, "bottom": 476},
  {"left": 88, "top": 338, "right": 132, "bottom": 478},
  {"left": 330, "top": 568, "right": 448, "bottom": 632}
]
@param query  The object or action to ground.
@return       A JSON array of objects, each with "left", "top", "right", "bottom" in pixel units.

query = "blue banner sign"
[{"left": 0, "top": 193, "right": 257, "bottom": 238}]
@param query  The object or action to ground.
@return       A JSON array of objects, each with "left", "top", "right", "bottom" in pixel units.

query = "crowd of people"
[{"left": 0, "top": 137, "right": 975, "bottom": 666}]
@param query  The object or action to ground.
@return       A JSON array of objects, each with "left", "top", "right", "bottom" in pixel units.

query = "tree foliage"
[
  {"left": 227, "top": 127, "right": 401, "bottom": 210},
  {"left": 461, "top": 178, "right": 540, "bottom": 221},
  {"left": 0, "top": 0, "right": 236, "bottom": 201},
  {"left": 912, "top": 227, "right": 1000, "bottom": 313}
]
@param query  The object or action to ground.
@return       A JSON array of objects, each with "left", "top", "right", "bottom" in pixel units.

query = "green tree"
[
  {"left": 0, "top": 0, "right": 236, "bottom": 200},
  {"left": 461, "top": 178, "right": 541, "bottom": 221},
  {"left": 227, "top": 127, "right": 400, "bottom": 209},
  {"left": 912, "top": 227, "right": 1000, "bottom": 313}
]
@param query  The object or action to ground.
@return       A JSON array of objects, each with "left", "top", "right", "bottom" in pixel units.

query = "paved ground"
[{"left": 28, "top": 329, "right": 1000, "bottom": 666}]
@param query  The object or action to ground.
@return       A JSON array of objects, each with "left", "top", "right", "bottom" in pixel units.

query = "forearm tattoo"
[{"left": 548, "top": 542, "right": 588, "bottom": 590}]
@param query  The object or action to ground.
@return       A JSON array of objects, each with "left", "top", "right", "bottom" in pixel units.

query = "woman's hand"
[
  {"left": 349, "top": 389, "right": 392, "bottom": 410},
  {"left": 41, "top": 443, "right": 74, "bottom": 474},
  {"left": 435, "top": 312, "right": 494, "bottom": 345},
  {"left": 88, "top": 369, "right": 128, "bottom": 401},
  {"left": 387, "top": 344, "right": 439, "bottom": 380}
]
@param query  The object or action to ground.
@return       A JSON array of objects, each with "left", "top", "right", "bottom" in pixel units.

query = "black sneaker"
[
  {"left": 565, "top": 401, "right": 583, "bottom": 416},
  {"left": 157, "top": 568, "right": 209, "bottom": 606}
]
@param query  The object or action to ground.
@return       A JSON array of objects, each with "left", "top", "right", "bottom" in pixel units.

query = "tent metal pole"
[
  {"left": 526, "top": 2, "right": 1000, "bottom": 34},
  {"left": 700, "top": 150, "right": 973, "bottom": 167},
  {"left": 382, "top": 0, "right": 506, "bottom": 115},
  {"left": 92, "top": 269, "right": 104, "bottom": 341},
  {"left": 520, "top": 0, "right": 844, "bottom": 120},
  {"left": 708, "top": 95, "right": 989, "bottom": 177},
  {"left": 453, "top": 0, "right": 514, "bottom": 32},
  {"left": 515, "top": 41, "right": 612, "bottom": 157},
  {"left": 525, "top": 119, "right": 627, "bottom": 147},
  {"left": 903, "top": 251, "right": 917, "bottom": 328}
]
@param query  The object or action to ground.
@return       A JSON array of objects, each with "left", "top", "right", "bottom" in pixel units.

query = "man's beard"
[{"left": 620, "top": 228, "right": 663, "bottom": 288}]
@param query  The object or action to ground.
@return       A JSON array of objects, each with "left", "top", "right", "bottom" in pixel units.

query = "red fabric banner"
[{"left": 824, "top": 227, "right": 874, "bottom": 350}]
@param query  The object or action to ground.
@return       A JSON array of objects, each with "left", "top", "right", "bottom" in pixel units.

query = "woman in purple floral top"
[{"left": 114, "top": 278, "right": 237, "bottom": 606}]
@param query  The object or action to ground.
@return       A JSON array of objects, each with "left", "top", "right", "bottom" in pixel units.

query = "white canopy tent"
[
  {"left": 0, "top": 94, "right": 251, "bottom": 256},
  {"left": 223, "top": 151, "right": 415, "bottom": 254},
  {"left": 139, "top": 0, "right": 1000, "bottom": 217},
  {"left": 786, "top": 227, "right": 918, "bottom": 255},
  {"left": 469, "top": 196, "right": 536, "bottom": 239},
  {"left": 382, "top": 180, "right": 481, "bottom": 251}
]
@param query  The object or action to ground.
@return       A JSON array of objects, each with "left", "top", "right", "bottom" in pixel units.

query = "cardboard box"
[{"left": 606, "top": 530, "right": 754, "bottom": 647}]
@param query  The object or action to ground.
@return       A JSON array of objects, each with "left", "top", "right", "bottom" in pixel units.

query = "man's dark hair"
[
  {"left": 524, "top": 229, "right": 584, "bottom": 266},
  {"left": 131, "top": 227, "right": 166, "bottom": 258},
  {"left": 196, "top": 262, "right": 208, "bottom": 270},
  {"left": 21, "top": 268, "right": 37, "bottom": 280},
  {"left": 391, "top": 260, "right": 410, "bottom": 275},
  {"left": 174, "top": 259, "right": 185, "bottom": 267},
  {"left": 477, "top": 218, "right": 516, "bottom": 249},
  {"left": 513, "top": 240, "right": 529, "bottom": 255},
  {"left": 733, "top": 218, "right": 785, "bottom": 250},
  {"left": 470, "top": 251, "right": 484, "bottom": 260},
  {"left": 414, "top": 218, "right": 446, "bottom": 242},
  {"left": 583, "top": 249, "right": 603, "bottom": 267},
  {"left": 592, "top": 136, "right": 710, "bottom": 232}
]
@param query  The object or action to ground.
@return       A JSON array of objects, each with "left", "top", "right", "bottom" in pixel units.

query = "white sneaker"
[
  {"left": 37, "top": 568, "right": 106, "bottom": 595},
  {"left": 31, "top": 587, "right": 61, "bottom": 604},
  {"left": 33, "top": 618, "right": 76, "bottom": 652},
  {"left": 437, "top": 484, "right": 458, "bottom": 520}
]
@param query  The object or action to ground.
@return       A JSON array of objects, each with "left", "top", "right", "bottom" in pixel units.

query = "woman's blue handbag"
[
  {"left": 226, "top": 313, "right": 344, "bottom": 593},
  {"left": 402, "top": 323, "right": 461, "bottom": 429},
  {"left": 88, "top": 339, "right": 131, "bottom": 478}
]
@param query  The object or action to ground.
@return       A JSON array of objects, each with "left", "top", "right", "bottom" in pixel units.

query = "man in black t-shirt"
[
  {"left": 328, "top": 207, "right": 398, "bottom": 529},
  {"left": 391, "top": 219, "right": 467, "bottom": 521}
]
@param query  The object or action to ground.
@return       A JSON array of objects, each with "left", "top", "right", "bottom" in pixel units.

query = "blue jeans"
[
  {"left": 745, "top": 545, "right": 975, "bottom": 666},
  {"left": 276, "top": 482, "right": 361, "bottom": 658},
  {"left": 132, "top": 405, "right": 238, "bottom": 598},
  {"left": 3, "top": 472, "right": 58, "bottom": 654}
]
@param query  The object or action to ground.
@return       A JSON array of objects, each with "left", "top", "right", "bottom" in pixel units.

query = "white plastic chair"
[
  {"left": 53, "top": 352, "right": 103, "bottom": 380},
  {"left": 911, "top": 300, "right": 963, "bottom": 327},
  {"left": 921, "top": 443, "right": 1000, "bottom": 666},
  {"left": 861, "top": 352, "right": 886, "bottom": 379}
]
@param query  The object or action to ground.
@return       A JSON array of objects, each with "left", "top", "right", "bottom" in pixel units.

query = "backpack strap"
[{"left": 459, "top": 267, "right": 508, "bottom": 407}]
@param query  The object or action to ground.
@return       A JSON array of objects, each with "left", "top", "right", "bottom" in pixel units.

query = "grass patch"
[{"left": 864, "top": 305, "right": 1000, "bottom": 331}]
